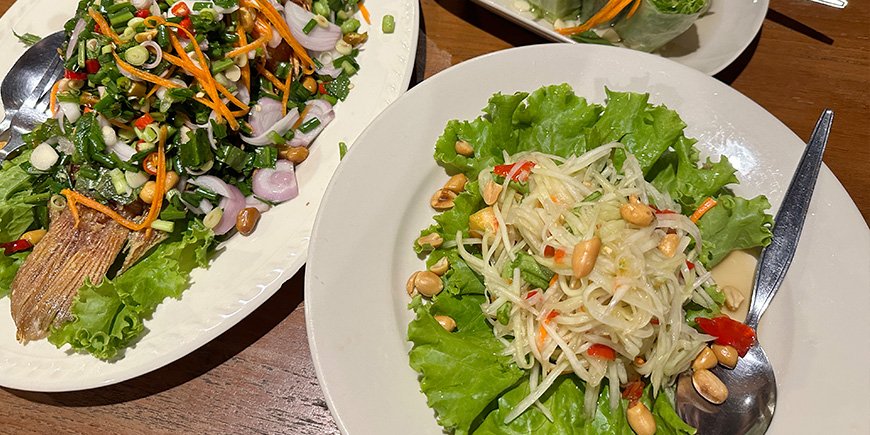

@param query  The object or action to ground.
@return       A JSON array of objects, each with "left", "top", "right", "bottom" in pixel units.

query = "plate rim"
[
  {"left": 305, "top": 43, "right": 870, "bottom": 434},
  {"left": 469, "top": 0, "right": 770, "bottom": 75},
  {"left": 0, "top": 0, "right": 420, "bottom": 392}
]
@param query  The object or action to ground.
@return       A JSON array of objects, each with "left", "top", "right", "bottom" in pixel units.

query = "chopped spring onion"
[
  {"left": 382, "top": 15, "right": 395, "bottom": 34},
  {"left": 109, "top": 168, "right": 132, "bottom": 195},
  {"left": 338, "top": 141, "right": 348, "bottom": 160},
  {"left": 124, "top": 45, "right": 150, "bottom": 66},
  {"left": 268, "top": 131, "right": 285, "bottom": 145},
  {"left": 150, "top": 219, "right": 175, "bottom": 233},
  {"left": 136, "top": 124, "right": 160, "bottom": 143},
  {"left": 299, "top": 117, "right": 321, "bottom": 133},
  {"left": 203, "top": 207, "right": 223, "bottom": 229},
  {"left": 340, "top": 18, "right": 360, "bottom": 34},
  {"left": 13, "top": 30, "right": 41, "bottom": 47},
  {"left": 303, "top": 18, "right": 317, "bottom": 34}
]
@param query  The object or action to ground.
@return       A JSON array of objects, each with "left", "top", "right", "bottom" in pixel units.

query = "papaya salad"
[
  {"left": 0, "top": 0, "right": 372, "bottom": 359},
  {"left": 407, "top": 85, "right": 773, "bottom": 433}
]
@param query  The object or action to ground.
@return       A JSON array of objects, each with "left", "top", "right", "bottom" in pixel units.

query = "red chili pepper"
[
  {"left": 657, "top": 209, "right": 677, "bottom": 214},
  {"left": 553, "top": 248, "right": 566, "bottom": 264},
  {"left": 318, "top": 83, "right": 327, "bottom": 94},
  {"left": 64, "top": 69, "right": 88, "bottom": 80},
  {"left": 179, "top": 16, "right": 194, "bottom": 33},
  {"left": 134, "top": 113, "right": 155, "bottom": 130},
  {"left": 135, "top": 9, "right": 151, "bottom": 18},
  {"left": 650, "top": 318, "right": 660, "bottom": 325},
  {"left": 142, "top": 152, "right": 159, "bottom": 175},
  {"left": 696, "top": 316, "right": 756, "bottom": 356},
  {"left": 543, "top": 245, "right": 555, "bottom": 258},
  {"left": 525, "top": 290, "right": 538, "bottom": 299},
  {"left": 587, "top": 343, "right": 616, "bottom": 360},
  {"left": 686, "top": 260, "right": 695, "bottom": 270},
  {"left": 621, "top": 380, "right": 645, "bottom": 403},
  {"left": 1, "top": 239, "right": 33, "bottom": 256},
  {"left": 545, "top": 310, "right": 559, "bottom": 321},
  {"left": 93, "top": 23, "right": 101, "bottom": 34},
  {"left": 493, "top": 161, "right": 535, "bottom": 182},
  {"left": 85, "top": 59, "right": 101, "bottom": 74},
  {"left": 171, "top": 2, "right": 191, "bottom": 17}
]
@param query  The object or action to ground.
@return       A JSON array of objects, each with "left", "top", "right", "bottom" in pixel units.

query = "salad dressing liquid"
[{"left": 711, "top": 249, "right": 760, "bottom": 322}]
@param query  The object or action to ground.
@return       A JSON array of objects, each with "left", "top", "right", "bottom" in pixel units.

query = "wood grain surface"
[{"left": 0, "top": 0, "right": 867, "bottom": 434}]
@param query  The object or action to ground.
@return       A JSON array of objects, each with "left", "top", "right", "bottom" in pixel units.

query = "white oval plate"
[
  {"left": 306, "top": 44, "right": 870, "bottom": 434},
  {"left": 0, "top": 0, "right": 419, "bottom": 391},
  {"left": 471, "top": 0, "right": 768, "bottom": 75}
]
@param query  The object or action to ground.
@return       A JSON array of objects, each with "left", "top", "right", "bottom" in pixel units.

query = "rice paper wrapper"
[
  {"left": 614, "top": 0, "right": 709, "bottom": 52},
  {"left": 580, "top": 0, "right": 610, "bottom": 22},
  {"left": 529, "top": 0, "right": 582, "bottom": 19}
]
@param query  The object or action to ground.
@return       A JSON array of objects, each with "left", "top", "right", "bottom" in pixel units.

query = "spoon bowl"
[
  {"left": 0, "top": 31, "right": 66, "bottom": 122},
  {"left": 677, "top": 344, "right": 776, "bottom": 434},
  {"left": 675, "top": 110, "right": 833, "bottom": 434}
]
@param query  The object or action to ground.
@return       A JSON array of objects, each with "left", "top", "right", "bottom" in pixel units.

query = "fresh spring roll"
[
  {"left": 613, "top": 0, "right": 709, "bottom": 52},
  {"left": 529, "top": 0, "right": 582, "bottom": 20},
  {"left": 579, "top": 0, "right": 609, "bottom": 22}
]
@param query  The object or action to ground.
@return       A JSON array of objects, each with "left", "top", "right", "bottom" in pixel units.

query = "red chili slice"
[
  {"left": 1, "top": 239, "right": 33, "bottom": 255},
  {"left": 493, "top": 161, "right": 535, "bottom": 182},
  {"left": 696, "top": 316, "right": 757, "bottom": 356},
  {"left": 587, "top": 343, "right": 616, "bottom": 360}
]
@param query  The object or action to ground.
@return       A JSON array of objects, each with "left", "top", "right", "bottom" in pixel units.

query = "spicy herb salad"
[
  {"left": 407, "top": 85, "right": 773, "bottom": 433},
  {"left": 0, "top": 0, "right": 372, "bottom": 359}
]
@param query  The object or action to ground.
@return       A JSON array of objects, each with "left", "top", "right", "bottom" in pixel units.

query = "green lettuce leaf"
[
  {"left": 0, "top": 152, "right": 36, "bottom": 243},
  {"left": 48, "top": 221, "right": 215, "bottom": 359},
  {"left": 0, "top": 251, "right": 29, "bottom": 298},
  {"left": 696, "top": 195, "right": 773, "bottom": 267},
  {"left": 513, "top": 84, "right": 603, "bottom": 157},
  {"left": 652, "top": 389, "right": 697, "bottom": 434},
  {"left": 649, "top": 135, "right": 738, "bottom": 210},
  {"left": 409, "top": 293, "right": 524, "bottom": 434},
  {"left": 591, "top": 89, "right": 686, "bottom": 171}
]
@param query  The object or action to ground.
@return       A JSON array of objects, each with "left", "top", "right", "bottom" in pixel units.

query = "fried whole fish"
[{"left": 10, "top": 206, "right": 129, "bottom": 342}]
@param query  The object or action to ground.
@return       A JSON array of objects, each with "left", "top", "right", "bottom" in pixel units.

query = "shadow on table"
[
  {"left": 714, "top": 28, "right": 762, "bottom": 85},
  {"left": 4, "top": 268, "right": 305, "bottom": 406}
]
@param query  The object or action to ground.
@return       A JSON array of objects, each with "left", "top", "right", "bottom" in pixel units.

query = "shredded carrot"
[
  {"left": 358, "top": 2, "right": 371, "bottom": 25},
  {"left": 226, "top": 34, "right": 269, "bottom": 59},
  {"left": 62, "top": 128, "right": 166, "bottom": 232},
  {"left": 626, "top": 0, "right": 642, "bottom": 19},
  {"left": 114, "top": 52, "right": 184, "bottom": 90},
  {"left": 88, "top": 8, "right": 122, "bottom": 44},
  {"left": 556, "top": 0, "right": 636, "bottom": 36},
  {"left": 243, "top": 0, "right": 314, "bottom": 67},
  {"left": 291, "top": 104, "right": 311, "bottom": 130},
  {"left": 690, "top": 197, "right": 718, "bottom": 223},
  {"left": 548, "top": 274, "right": 559, "bottom": 288},
  {"left": 255, "top": 61, "right": 287, "bottom": 92},
  {"left": 49, "top": 81, "right": 60, "bottom": 115},
  {"left": 235, "top": 27, "right": 251, "bottom": 91}
]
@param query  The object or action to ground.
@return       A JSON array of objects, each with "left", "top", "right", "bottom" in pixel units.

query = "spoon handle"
[{"left": 745, "top": 110, "right": 833, "bottom": 329}]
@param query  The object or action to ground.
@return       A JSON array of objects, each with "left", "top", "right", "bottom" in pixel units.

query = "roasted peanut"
[
  {"left": 620, "top": 202, "right": 655, "bottom": 226},
  {"left": 712, "top": 344, "right": 739, "bottom": 369},
  {"left": 571, "top": 237, "right": 602, "bottom": 278},
  {"left": 430, "top": 189, "right": 457, "bottom": 210},
  {"left": 658, "top": 233, "right": 680, "bottom": 258},
  {"left": 406, "top": 271, "right": 419, "bottom": 296},
  {"left": 343, "top": 31, "right": 369, "bottom": 46},
  {"left": 163, "top": 171, "right": 179, "bottom": 192},
  {"left": 429, "top": 257, "right": 449, "bottom": 275},
  {"left": 692, "top": 369, "right": 728, "bottom": 404},
  {"left": 134, "top": 29, "right": 158, "bottom": 43},
  {"left": 302, "top": 76, "right": 317, "bottom": 94},
  {"left": 692, "top": 347, "right": 718, "bottom": 370},
  {"left": 139, "top": 181, "right": 156, "bottom": 203},
  {"left": 21, "top": 229, "right": 47, "bottom": 245},
  {"left": 416, "top": 233, "right": 443, "bottom": 249},
  {"left": 483, "top": 180, "right": 503, "bottom": 206},
  {"left": 626, "top": 402, "right": 656, "bottom": 435},
  {"left": 279, "top": 146, "right": 309, "bottom": 164},
  {"left": 434, "top": 315, "right": 456, "bottom": 332},
  {"left": 634, "top": 356, "right": 646, "bottom": 366},
  {"left": 454, "top": 140, "right": 473, "bottom": 156},
  {"left": 722, "top": 285, "right": 746, "bottom": 311},
  {"left": 414, "top": 271, "right": 443, "bottom": 297},
  {"left": 238, "top": 6, "right": 257, "bottom": 32},
  {"left": 443, "top": 174, "right": 468, "bottom": 193},
  {"left": 236, "top": 207, "right": 261, "bottom": 236}
]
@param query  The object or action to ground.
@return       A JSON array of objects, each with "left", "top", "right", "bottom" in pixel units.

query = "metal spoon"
[
  {"left": 0, "top": 31, "right": 66, "bottom": 132},
  {"left": 676, "top": 109, "right": 834, "bottom": 434}
]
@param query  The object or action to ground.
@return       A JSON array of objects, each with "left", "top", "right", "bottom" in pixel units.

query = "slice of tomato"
[
  {"left": 587, "top": 343, "right": 616, "bottom": 360},
  {"left": 696, "top": 316, "right": 756, "bottom": 356},
  {"left": 493, "top": 161, "right": 535, "bottom": 182}
]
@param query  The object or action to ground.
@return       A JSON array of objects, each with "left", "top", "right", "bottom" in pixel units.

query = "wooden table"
[{"left": 0, "top": 0, "right": 867, "bottom": 433}]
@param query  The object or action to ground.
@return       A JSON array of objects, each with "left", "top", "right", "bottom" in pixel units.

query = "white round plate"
[
  {"left": 306, "top": 44, "right": 870, "bottom": 434},
  {"left": 471, "top": 0, "right": 768, "bottom": 75},
  {"left": 0, "top": 0, "right": 419, "bottom": 391}
]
